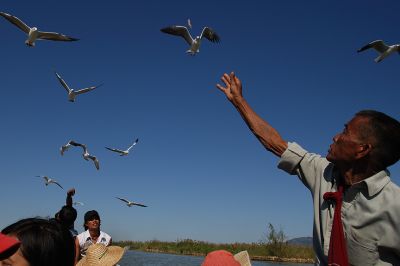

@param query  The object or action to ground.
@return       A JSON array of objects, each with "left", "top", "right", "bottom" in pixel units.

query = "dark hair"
[
  {"left": 83, "top": 210, "right": 100, "bottom": 230},
  {"left": 57, "top": 205, "right": 77, "bottom": 229},
  {"left": 356, "top": 110, "right": 400, "bottom": 170},
  {"left": 1, "top": 217, "right": 75, "bottom": 266}
]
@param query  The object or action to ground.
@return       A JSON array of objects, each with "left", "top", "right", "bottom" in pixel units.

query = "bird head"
[{"left": 25, "top": 40, "right": 35, "bottom": 47}]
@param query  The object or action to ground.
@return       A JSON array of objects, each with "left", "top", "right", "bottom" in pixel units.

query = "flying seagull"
[
  {"left": 60, "top": 140, "right": 85, "bottom": 156},
  {"left": 73, "top": 201, "right": 84, "bottom": 206},
  {"left": 187, "top": 18, "right": 192, "bottom": 29},
  {"left": 61, "top": 140, "right": 100, "bottom": 170},
  {"left": 357, "top": 40, "right": 400, "bottom": 63},
  {"left": 116, "top": 197, "right": 147, "bottom": 207},
  {"left": 81, "top": 144, "right": 100, "bottom": 170},
  {"left": 55, "top": 72, "right": 102, "bottom": 102},
  {"left": 36, "top": 175, "right": 64, "bottom": 189},
  {"left": 161, "top": 24, "right": 220, "bottom": 55},
  {"left": 0, "top": 12, "right": 78, "bottom": 47},
  {"left": 105, "top": 138, "right": 139, "bottom": 156}
]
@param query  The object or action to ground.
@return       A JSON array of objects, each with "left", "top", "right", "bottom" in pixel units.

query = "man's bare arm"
[{"left": 216, "top": 72, "right": 288, "bottom": 157}]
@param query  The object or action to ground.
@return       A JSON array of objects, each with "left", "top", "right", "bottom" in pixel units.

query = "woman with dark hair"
[
  {"left": 75, "top": 210, "right": 112, "bottom": 264},
  {"left": 0, "top": 217, "right": 75, "bottom": 266}
]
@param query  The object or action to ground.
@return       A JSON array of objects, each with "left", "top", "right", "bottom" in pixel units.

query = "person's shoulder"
[
  {"left": 76, "top": 230, "right": 89, "bottom": 238},
  {"left": 100, "top": 231, "right": 112, "bottom": 238},
  {"left": 386, "top": 179, "right": 400, "bottom": 195},
  {"left": 99, "top": 231, "right": 112, "bottom": 242}
]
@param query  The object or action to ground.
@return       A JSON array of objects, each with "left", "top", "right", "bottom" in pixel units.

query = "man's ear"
[{"left": 356, "top": 143, "right": 372, "bottom": 159}]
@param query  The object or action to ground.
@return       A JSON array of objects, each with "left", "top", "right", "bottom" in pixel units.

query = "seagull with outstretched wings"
[
  {"left": 60, "top": 140, "right": 85, "bottom": 156},
  {"left": 116, "top": 197, "right": 147, "bottom": 207},
  {"left": 357, "top": 40, "right": 400, "bottom": 63},
  {"left": 81, "top": 144, "right": 100, "bottom": 170},
  {"left": 0, "top": 12, "right": 78, "bottom": 47},
  {"left": 36, "top": 175, "right": 64, "bottom": 189},
  {"left": 105, "top": 138, "right": 139, "bottom": 156},
  {"left": 60, "top": 140, "right": 100, "bottom": 170},
  {"left": 55, "top": 72, "right": 102, "bottom": 102},
  {"left": 161, "top": 23, "right": 219, "bottom": 55}
]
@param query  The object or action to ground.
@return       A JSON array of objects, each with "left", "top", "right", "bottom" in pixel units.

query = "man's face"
[{"left": 326, "top": 116, "right": 368, "bottom": 165}]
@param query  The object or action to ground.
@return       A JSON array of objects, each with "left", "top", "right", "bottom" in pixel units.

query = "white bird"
[
  {"left": 73, "top": 201, "right": 84, "bottom": 206},
  {"left": 55, "top": 72, "right": 102, "bottom": 102},
  {"left": 105, "top": 138, "right": 139, "bottom": 156},
  {"left": 81, "top": 144, "right": 100, "bottom": 170},
  {"left": 116, "top": 197, "right": 147, "bottom": 207},
  {"left": 357, "top": 40, "right": 400, "bottom": 63},
  {"left": 187, "top": 18, "right": 192, "bottom": 29},
  {"left": 0, "top": 12, "right": 78, "bottom": 47},
  {"left": 36, "top": 175, "right": 63, "bottom": 189},
  {"left": 161, "top": 25, "right": 220, "bottom": 55},
  {"left": 60, "top": 140, "right": 84, "bottom": 156},
  {"left": 61, "top": 140, "right": 100, "bottom": 170}
]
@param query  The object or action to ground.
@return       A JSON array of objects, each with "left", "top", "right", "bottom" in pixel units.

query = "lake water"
[{"left": 118, "top": 250, "right": 313, "bottom": 266}]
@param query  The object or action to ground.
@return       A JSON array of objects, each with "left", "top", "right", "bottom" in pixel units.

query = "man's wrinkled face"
[{"left": 327, "top": 116, "right": 368, "bottom": 165}]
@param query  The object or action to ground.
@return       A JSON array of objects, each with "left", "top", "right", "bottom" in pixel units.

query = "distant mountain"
[{"left": 287, "top": 237, "right": 313, "bottom": 246}]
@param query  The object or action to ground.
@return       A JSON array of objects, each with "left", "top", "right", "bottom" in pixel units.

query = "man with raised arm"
[{"left": 216, "top": 72, "right": 400, "bottom": 265}]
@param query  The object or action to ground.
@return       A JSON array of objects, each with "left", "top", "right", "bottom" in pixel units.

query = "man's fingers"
[
  {"left": 233, "top": 75, "right": 240, "bottom": 86},
  {"left": 229, "top": 72, "right": 235, "bottom": 81},
  {"left": 221, "top": 75, "right": 231, "bottom": 86},
  {"left": 216, "top": 83, "right": 225, "bottom": 92}
]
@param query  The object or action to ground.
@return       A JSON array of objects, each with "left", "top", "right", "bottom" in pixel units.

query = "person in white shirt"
[{"left": 75, "top": 210, "right": 112, "bottom": 264}]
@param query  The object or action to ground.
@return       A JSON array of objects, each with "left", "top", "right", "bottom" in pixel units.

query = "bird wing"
[
  {"left": 133, "top": 202, "right": 147, "bottom": 207},
  {"left": 88, "top": 155, "right": 100, "bottom": 170},
  {"left": 81, "top": 144, "right": 89, "bottom": 154},
  {"left": 200, "top": 27, "right": 220, "bottom": 43},
  {"left": 358, "top": 40, "right": 388, "bottom": 53},
  {"left": 69, "top": 140, "right": 83, "bottom": 147},
  {"left": 74, "top": 84, "right": 102, "bottom": 95},
  {"left": 52, "top": 180, "right": 64, "bottom": 189},
  {"left": 161, "top": 25, "right": 194, "bottom": 45},
  {"left": 36, "top": 175, "right": 48, "bottom": 182},
  {"left": 37, "top": 31, "right": 79, "bottom": 42},
  {"left": 69, "top": 141, "right": 88, "bottom": 153},
  {"left": 126, "top": 138, "right": 139, "bottom": 151},
  {"left": 105, "top": 147, "right": 125, "bottom": 154},
  {"left": 60, "top": 143, "right": 70, "bottom": 155},
  {"left": 55, "top": 72, "right": 71, "bottom": 92},
  {"left": 0, "top": 12, "right": 30, "bottom": 33},
  {"left": 116, "top": 197, "right": 130, "bottom": 204}
]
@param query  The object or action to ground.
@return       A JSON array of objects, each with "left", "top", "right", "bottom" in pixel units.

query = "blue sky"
[{"left": 0, "top": 0, "right": 399, "bottom": 243}]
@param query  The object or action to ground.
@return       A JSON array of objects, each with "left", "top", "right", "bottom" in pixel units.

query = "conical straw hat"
[{"left": 76, "top": 243, "right": 127, "bottom": 266}]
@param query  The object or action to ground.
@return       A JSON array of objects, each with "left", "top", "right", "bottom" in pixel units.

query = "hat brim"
[
  {"left": 77, "top": 246, "right": 127, "bottom": 266},
  {"left": 234, "top": 250, "right": 252, "bottom": 266},
  {"left": 0, "top": 233, "right": 20, "bottom": 260}
]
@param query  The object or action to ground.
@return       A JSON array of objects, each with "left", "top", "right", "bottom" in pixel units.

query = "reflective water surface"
[{"left": 119, "top": 250, "right": 313, "bottom": 266}]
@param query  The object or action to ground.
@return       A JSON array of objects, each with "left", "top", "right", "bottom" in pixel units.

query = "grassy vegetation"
[
  {"left": 114, "top": 223, "right": 314, "bottom": 263},
  {"left": 114, "top": 239, "right": 314, "bottom": 263}
]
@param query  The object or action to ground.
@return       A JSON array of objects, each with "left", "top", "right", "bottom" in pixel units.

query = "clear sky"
[{"left": 0, "top": 0, "right": 399, "bottom": 243}]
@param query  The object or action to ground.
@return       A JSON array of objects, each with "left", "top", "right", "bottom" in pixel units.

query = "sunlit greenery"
[{"left": 114, "top": 224, "right": 314, "bottom": 263}]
